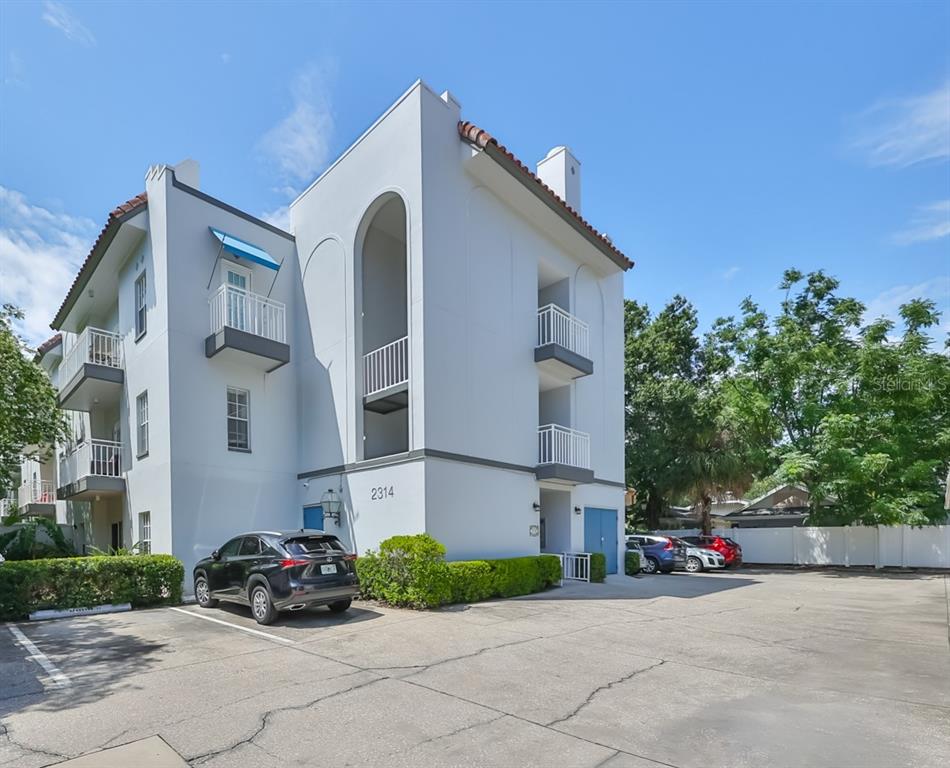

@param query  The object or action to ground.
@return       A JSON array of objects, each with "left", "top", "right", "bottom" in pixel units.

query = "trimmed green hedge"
[
  {"left": 356, "top": 534, "right": 562, "bottom": 609},
  {"left": 0, "top": 555, "right": 184, "bottom": 621},
  {"left": 625, "top": 550, "right": 641, "bottom": 576},
  {"left": 590, "top": 552, "right": 607, "bottom": 583}
]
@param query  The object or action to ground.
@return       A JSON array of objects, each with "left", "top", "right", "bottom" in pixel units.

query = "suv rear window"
[{"left": 283, "top": 536, "right": 346, "bottom": 555}]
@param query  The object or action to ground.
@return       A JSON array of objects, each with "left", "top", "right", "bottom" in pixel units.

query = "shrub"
[
  {"left": 625, "top": 550, "right": 641, "bottom": 576},
  {"left": 357, "top": 534, "right": 563, "bottom": 608},
  {"left": 356, "top": 534, "right": 451, "bottom": 608},
  {"left": 0, "top": 517, "right": 74, "bottom": 560},
  {"left": 590, "top": 552, "right": 607, "bottom": 583},
  {"left": 0, "top": 555, "right": 184, "bottom": 621}
]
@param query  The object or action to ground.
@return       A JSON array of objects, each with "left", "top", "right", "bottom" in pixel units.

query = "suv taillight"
[
  {"left": 280, "top": 558, "right": 310, "bottom": 569},
  {"left": 663, "top": 539, "right": 674, "bottom": 550}
]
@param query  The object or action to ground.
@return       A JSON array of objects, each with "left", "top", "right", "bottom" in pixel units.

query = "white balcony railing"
[
  {"left": 209, "top": 284, "right": 287, "bottom": 344},
  {"left": 363, "top": 336, "right": 409, "bottom": 398},
  {"left": 0, "top": 493, "right": 17, "bottom": 517},
  {"left": 538, "top": 424, "right": 590, "bottom": 469},
  {"left": 60, "top": 327, "right": 123, "bottom": 389},
  {"left": 537, "top": 304, "right": 589, "bottom": 359},
  {"left": 18, "top": 480, "right": 55, "bottom": 507},
  {"left": 59, "top": 439, "right": 123, "bottom": 485}
]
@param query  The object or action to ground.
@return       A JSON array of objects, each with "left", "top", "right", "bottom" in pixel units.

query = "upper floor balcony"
[
  {"left": 206, "top": 284, "right": 290, "bottom": 371},
  {"left": 58, "top": 327, "right": 124, "bottom": 412},
  {"left": 57, "top": 439, "right": 125, "bottom": 501},
  {"left": 0, "top": 491, "right": 17, "bottom": 518},
  {"left": 18, "top": 480, "right": 56, "bottom": 517},
  {"left": 536, "top": 424, "right": 594, "bottom": 485},
  {"left": 535, "top": 304, "right": 592, "bottom": 388},
  {"left": 363, "top": 335, "right": 409, "bottom": 414}
]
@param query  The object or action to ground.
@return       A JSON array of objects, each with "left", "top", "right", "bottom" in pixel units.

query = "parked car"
[
  {"left": 626, "top": 534, "right": 687, "bottom": 574},
  {"left": 681, "top": 535, "right": 742, "bottom": 567},
  {"left": 625, "top": 540, "right": 645, "bottom": 574},
  {"left": 669, "top": 537, "right": 725, "bottom": 572},
  {"left": 193, "top": 530, "right": 359, "bottom": 625}
]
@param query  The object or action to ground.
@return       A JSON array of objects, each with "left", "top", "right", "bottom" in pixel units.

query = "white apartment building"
[{"left": 23, "top": 82, "right": 632, "bottom": 584}]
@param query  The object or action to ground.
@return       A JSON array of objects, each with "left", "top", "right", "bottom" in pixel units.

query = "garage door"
[{"left": 584, "top": 507, "right": 618, "bottom": 574}]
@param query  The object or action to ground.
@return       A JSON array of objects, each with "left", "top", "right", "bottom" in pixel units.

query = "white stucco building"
[{"left": 21, "top": 82, "right": 632, "bottom": 584}]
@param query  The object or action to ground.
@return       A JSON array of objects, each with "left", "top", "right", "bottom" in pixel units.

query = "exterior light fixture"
[
  {"left": 532, "top": 502, "right": 541, "bottom": 512},
  {"left": 573, "top": 506, "right": 582, "bottom": 515},
  {"left": 320, "top": 488, "right": 344, "bottom": 525}
]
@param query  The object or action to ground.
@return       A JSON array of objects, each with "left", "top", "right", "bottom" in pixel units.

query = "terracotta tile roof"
[
  {"left": 458, "top": 121, "right": 632, "bottom": 270},
  {"left": 52, "top": 193, "right": 148, "bottom": 329},
  {"left": 33, "top": 333, "right": 62, "bottom": 362}
]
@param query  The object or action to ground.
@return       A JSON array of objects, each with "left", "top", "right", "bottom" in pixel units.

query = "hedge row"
[
  {"left": 356, "top": 534, "right": 562, "bottom": 609},
  {"left": 625, "top": 550, "right": 641, "bottom": 576},
  {"left": 590, "top": 552, "right": 607, "bottom": 583},
  {"left": 0, "top": 555, "right": 184, "bottom": 621}
]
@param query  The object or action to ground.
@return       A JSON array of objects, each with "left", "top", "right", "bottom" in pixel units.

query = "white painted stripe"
[
  {"left": 7, "top": 624, "right": 71, "bottom": 688},
  {"left": 168, "top": 607, "right": 295, "bottom": 644}
]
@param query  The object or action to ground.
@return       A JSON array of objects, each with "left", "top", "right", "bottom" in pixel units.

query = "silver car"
[{"left": 672, "top": 538, "right": 725, "bottom": 573}]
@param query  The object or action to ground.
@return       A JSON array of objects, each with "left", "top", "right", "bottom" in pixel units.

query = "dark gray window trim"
[{"left": 170, "top": 172, "right": 294, "bottom": 241}]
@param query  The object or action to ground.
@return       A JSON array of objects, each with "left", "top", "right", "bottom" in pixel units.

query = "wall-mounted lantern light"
[
  {"left": 532, "top": 502, "right": 541, "bottom": 512},
  {"left": 321, "top": 488, "right": 344, "bottom": 525},
  {"left": 573, "top": 506, "right": 582, "bottom": 515}
]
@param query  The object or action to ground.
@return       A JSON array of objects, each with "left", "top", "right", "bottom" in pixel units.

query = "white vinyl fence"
[{"left": 652, "top": 526, "right": 950, "bottom": 569}]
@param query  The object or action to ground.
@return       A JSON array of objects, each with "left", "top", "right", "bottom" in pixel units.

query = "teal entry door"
[
  {"left": 303, "top": 505, "right": 324, "bottom": 531},
  {"left": 583, "top": 508, "right": 618, "bottom": 574}
]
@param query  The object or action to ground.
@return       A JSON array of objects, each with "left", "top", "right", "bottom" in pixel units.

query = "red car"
[{"left": 682, "top": 535, "right": 742, "bottom": 567}]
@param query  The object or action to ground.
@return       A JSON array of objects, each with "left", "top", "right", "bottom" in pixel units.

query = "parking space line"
[
  {"left": 168, "top": 607, "right": 296, "bottom": 644},
  {"left": 7, "top": 623, "right": 71, "bottom": 689}
]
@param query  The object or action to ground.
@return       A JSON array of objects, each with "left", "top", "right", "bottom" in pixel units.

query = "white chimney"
[
  {"left": 173, "top": 159, "right": 200, "bottom": 189},
  {"left": 536, "top": 146, "right": 581, "bottom": 212}
]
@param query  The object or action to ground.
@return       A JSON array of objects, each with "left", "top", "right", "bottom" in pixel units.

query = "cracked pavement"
[{"left": 1, "top": 569, "right": 949, "bottom": 767}]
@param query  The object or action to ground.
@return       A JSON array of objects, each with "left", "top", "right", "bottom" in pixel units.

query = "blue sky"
[{"left": 1, "top": 0, "right": 947, "bottom": 346}]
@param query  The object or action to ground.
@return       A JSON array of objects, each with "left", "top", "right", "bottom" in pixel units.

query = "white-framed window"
[
  {"left": 138, "top": 511, "right": 151, "bottom": 554},
  {"left": 135, "top": 271, "right": 147, "bottom": 339},
  {"left": 136, "top": 391, "right": 149, "bottom": 457},
  {"left": 224, "top": 264, "right": 250, "bottom": 331},
  {"left": 227, "top": 387, "right": 250, "bottom": 451}
]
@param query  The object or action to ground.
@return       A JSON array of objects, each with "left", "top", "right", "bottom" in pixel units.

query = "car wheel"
[
  {"left": 642, "top": 556, "right": 659, "bottom": 574},
  {"left": 250, "top": 584, "right": 277, "bottom": 625},
  {"left": 685, "top": 556, "right": 703, "bottom": 573},
  {"left": 194, "top": 575, "right": 218, "bottom": 608},
  {"left": 328, "top": 599, "right": 352, "bottom": 613}
]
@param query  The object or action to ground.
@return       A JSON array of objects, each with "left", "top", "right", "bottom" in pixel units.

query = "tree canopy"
[{"left": 0, "top": 306, "right": 65, "bottom": 492}]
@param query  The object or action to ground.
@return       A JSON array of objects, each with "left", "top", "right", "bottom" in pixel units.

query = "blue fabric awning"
[{"left": 209, "top": 227, "right": 279, "bottom": 271}]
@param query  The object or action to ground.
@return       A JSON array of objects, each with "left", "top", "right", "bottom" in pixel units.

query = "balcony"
[
  {"left": 535, "top": 304, "right": 592, "bottom": 388},
  {"left": 206, "top": 285, "right": 290, "bottom": 371},
  {"left": 536, "top": 424, "right": 593, "bottom": 485},
  {"left": 363, "top": 335, "right": 409, "bottom": 414},
  {"left": 18, "top": 480, "right": 56, "bottom": 517},
  {"left": 0, "top": 492, "right": 17, "bottom": 518},
  {"left": 57, "top": 439, "right": 125, "bottom": 500},
  {"left": 58, "top": 327, "right": 124, "bottom": 411}
]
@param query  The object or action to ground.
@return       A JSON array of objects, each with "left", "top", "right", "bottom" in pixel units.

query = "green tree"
[
  {"left": 624, "top": 297, "right": 757, "bottom": 531},
  {"left": 713, "top": 271, "right": 950, "bottom": 525},
  {"left": 0, "top": 305, "right": 66, "bottom": 492}
]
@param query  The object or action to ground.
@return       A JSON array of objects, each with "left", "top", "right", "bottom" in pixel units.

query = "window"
[
  {"left": 227, "top": 387, "right": 250, "bottom": 450},
  {"left": 138, "top": 512, "right": 151, "bottom": 554},
  {"left": 225, "top": 266, "right": 249, "bottom": 330},
  {"left": 135, "top": 272, "right": 147, "bottom": 339},
  {"left": 136, "top": 391, "right": 149, "bottom": 457},
  {"left": 111, "top": 522, "right": 123, "bottom": 552},
  {"left": 219, "top": 538, "right": 242, "bottom": 558},
  {"left": 239, "top": 537, "right": 261, "bottom": 556},
  {"left": 284, "top": 535, "right": 346, "bottom": 555}
]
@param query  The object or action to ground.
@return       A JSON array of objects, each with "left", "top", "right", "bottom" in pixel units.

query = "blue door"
[
  {"left": 303, "top": 505, "right": 324, "bottom": 531},
  {"left": 584, "top": 507, "right": 618, "bottom": 574}
]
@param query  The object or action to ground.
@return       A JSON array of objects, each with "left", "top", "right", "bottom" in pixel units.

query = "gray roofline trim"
[
  {"left": 481, "top": 142, "right": 631, "bottom": 273},
  {"left": 298, "top": 448, "right": 625, "bottom": 488},
  {"left": 171, "top": 173, "right": 294, "bottom": 241},
  {"left": 51, "top": 204, "right": 146, "bottom": 329}
]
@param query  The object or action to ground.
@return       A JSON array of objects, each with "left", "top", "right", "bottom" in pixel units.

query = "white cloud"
[
  {"left": 864, "top": 276, "right": 950, "bottom": 337},
  {"left": 261, "top": 205, "right": 292, "bottom": 234},
  {"left": 258, "top": 62, "right": 336, "bottom": 190},
  {"left": 893, "top": 200, "right": 950, "bottom": 245},
  {"left": 0, "top": 186, "right": 96, "bottom": 346},
  {"left": 850, "top": 81, "right": 950, "bottom": 168},
  {"left": 721, "top": 265, "right": 740, "bottom": 281},
  {"left": 41, "top": 1, "right": 96, "bottom": 47}
]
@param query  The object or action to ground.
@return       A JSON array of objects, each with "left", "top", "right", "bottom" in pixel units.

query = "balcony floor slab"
[
  {"left": 205, "top": 327, "right": 290, "bottom": 372},
  {"left": 58, "top": 364, "right": 124, "bottom": 411},
  {"left": 57, "top": 476, "right": 125, "bottom": 501},
  {"left": 535, "top": 463, "right": 595, "bottom": 485}
]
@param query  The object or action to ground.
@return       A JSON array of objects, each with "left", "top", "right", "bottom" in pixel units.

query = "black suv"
[{"left": 193, "top": 530, "right": 359, "bottom": 625}]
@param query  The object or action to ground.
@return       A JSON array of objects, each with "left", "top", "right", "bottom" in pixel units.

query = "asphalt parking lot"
[{"left": 2, "top": 569, "right": 949, "bottom": 768}]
